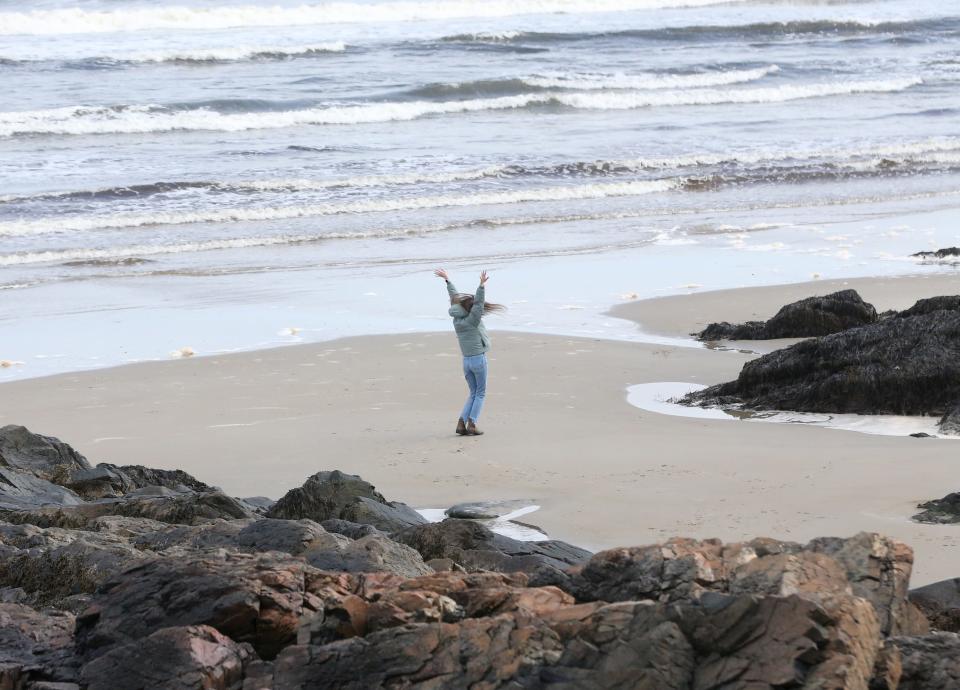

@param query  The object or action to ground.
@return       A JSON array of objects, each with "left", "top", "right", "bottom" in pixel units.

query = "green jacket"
[{"left": 446, "top": 281, "right": 489, "bottom": 357}]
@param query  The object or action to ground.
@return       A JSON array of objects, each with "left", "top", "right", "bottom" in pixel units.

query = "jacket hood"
[{"left": 448, "top": 304, "right": 468, "bottom": 318}]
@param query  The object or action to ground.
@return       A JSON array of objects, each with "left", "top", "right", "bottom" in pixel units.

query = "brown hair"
[{"left": 453, "top": 293, "right": 506, "bottom": 315}]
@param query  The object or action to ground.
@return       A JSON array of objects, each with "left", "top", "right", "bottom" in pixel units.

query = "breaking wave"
[{"left": 0, "top": 77, "right": 921, "bottom": 138}]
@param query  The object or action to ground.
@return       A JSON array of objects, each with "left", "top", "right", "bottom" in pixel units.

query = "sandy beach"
[{"left": 2, "top": 274, "right": 958, "bottom": 585}]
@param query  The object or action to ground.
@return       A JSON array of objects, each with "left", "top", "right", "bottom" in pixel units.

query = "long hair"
[{"left": 453, "top": 293, "right": 506, "bottom": 315}]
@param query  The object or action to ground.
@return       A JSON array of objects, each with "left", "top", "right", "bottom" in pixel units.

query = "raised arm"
[
  {"left": 434, "top": 268, "right": 457, "bottom": 299},
  {"left": 463, "top": 271, "right": 488, "bottom": 326}
]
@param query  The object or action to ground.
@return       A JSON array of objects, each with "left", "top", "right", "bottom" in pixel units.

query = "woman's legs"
[
  {"left": 460, "top": 356, "right": 478, "bottom": 423},
  {"left": 468, "top": 355, "right": 487, "bottom": 423}
]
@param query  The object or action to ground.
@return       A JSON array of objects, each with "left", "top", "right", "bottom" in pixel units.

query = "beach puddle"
[
  {"left": 417, "top": 504, "right": 548, "bottom": 541},
  {"left": 627, "top": 382, "right": 952, "bottom": 439}
]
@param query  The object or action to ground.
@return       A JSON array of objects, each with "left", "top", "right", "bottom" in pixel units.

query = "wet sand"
[{"left": 1, "top": 274, "right": 958, "bottom": 585}]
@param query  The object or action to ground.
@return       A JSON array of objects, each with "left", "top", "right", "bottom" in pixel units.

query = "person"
[{"left": 434, "top": 268, "right": 504, "bottom": 436}]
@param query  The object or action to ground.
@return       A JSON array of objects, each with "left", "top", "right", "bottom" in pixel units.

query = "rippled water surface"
[{"left": 1, "top": 0, "right": 959, "bottom": 377}]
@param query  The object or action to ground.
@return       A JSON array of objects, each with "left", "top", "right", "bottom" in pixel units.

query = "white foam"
[
  {"left": 0, "top": 78, "right": 921, "bottom": 138},
  {"left": 627, "top": 382, "right": 952, "bottom": 439},
  {"left": 0, "top": 0, "right": 746, "bottom": 36},
  {"left": 0, "top": 180, "right": 677, "bottom": 237},
  {"left": 2, "top": 42, "right": 346, "bottom": 63},
  {"left": 526, "top": 65, "right": 780, "bottom": 91}
]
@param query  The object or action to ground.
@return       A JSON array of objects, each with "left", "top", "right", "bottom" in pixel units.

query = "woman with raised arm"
[{"left": 434, "top": 268, "right": 505, "bottom": 436}]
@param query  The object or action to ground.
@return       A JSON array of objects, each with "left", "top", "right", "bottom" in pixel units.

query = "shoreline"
[{"left": 3, "top": 271, "right": 960, "bottom": 585}]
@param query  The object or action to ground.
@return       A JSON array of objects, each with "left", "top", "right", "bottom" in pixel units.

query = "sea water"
[{"left": 1, "top": 0, "right": 959, "bottom": 378}]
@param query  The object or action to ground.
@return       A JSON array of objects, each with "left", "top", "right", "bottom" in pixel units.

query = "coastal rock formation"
[
  {"left": 909, "top": 578, "right": 960, "bottom": 632},
  {"left": 912, "top": 246, "right": 960, "bottom": 260},
  {"left": 912, "top": 492, "right": 960, "bottom": 524},
  {"left": 266, "top": 470, "right": 427, "bottom": 533},
  {"left": 696, "top": 289, "right": 878, "bottom": 340},
  {"left": 685, "top": 297, "right": 960, "bottom": 425},
  {"left": 1, "top": 425, "right": 957, "bottom": 688}
]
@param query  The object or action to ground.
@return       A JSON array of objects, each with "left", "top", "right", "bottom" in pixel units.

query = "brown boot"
[
  {"left": 456, "top": 418, "right": 467, "bottom": 436},
  {"left": 467, "top": 421, "right": 484, "bottom": 436}
]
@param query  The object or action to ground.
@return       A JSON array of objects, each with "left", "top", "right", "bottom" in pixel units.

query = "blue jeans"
[{"left": 460, "top": 354, "right": 487, "bottom": 423}]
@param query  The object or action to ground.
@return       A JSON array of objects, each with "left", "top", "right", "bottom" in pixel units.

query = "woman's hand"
[
  {"left": 434, "top": 268, "right": 448, "bottom": 280},
  {"left": 480, "top": 270, "right": 489, "bottom": 285}
]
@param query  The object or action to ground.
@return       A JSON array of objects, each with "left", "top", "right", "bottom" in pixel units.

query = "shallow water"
[
  {"left": 626, "top": 381, "right": 954, "bottom": 439},
  {"left": 2, "top": 0, "right": 959, "bottom": 378}
]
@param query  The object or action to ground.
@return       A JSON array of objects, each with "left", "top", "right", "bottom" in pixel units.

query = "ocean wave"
[
  {"left": 442, "top": 18, "right": 960, "bottom": 44},
  {"left": 0, "top": 77, "right": 922, "bottom": 138},
  {"left": 0, "top": 180, "right": 677, "bottom": 237},
  {"left": 1, "top": 43, "right": 347, "bottom": 66},
  {"left": 0, "top": 0, "right": 746, "bottom": 36}
]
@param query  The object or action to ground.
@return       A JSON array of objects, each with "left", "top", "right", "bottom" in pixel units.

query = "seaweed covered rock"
[
  {"left": 266, "top": 470, "right": 426, "bottom": 533},
  {"left": 912, "top": 492, "right": 960, "bottom": 525},
  {"left": 696, "top": 289, "right": 878, "bottom": 341},
  {"left": 686, "top": 300, "right": 960, "bottom": 417},
  {"left": 912, "top": 247, "right": 960, "bottom": 260}
]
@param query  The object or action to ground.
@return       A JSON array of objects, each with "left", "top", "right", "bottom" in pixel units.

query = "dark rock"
[
  {"left": 266, "top": 471, "right": 426, "bottom": 533},
  {"left": 0, "top": 523, "right": 149, "bottom": 609},
  {"left": 686, "top": 305, "right": 960, "bottom": 416},
  {"left": 445, "top": 499, "right": 535, "bottom": 520},
  {"left": 0, "top": 603, "right": 79, "bottom": 686},
  {"left": 911, "top": 246, "right": 960, "bottom": 260},
  {"left": 696, "top": 289, "right": 878, "bottom": 341},
  {"left": 396, "top": 518, "right": 590, "bottom": 576},
  {"left": 0, "top": 468, "right": 85, "bottom": 511},
  {"left": 303, "top": 534, "right": 432, "bottom": 578},
  {"left": 62, "top": 466, "right": 133, "bottom": 500},
  {"left": 889, "top": 632, "right": 960, "bottom": 689},
  {"left": 75, "top": 551, "right": 320, "bottom": 661},
  {"left": 897, "top": 295, "right": 960, "bottom": 318},
  {"left": 910, "top": 432, "right": 934, "bottom": 438},
  {"left": 79, "top": 625, "right": 253, "bottom": 690},
  {"left": 2, "top": 490, "right": 256, "bottom": 528},
  {"left": 909, "top": 578, "right": 960, "bottom": 632},
  {"left": 913, "top": 492, "right": 960, "bottom": 524},
  {"left": 939, "top": 403, "right": 960, "bottom": 436},
  {"left": 0, "top": 425, "right": 91, "bottom": 482},
  {"left": 320, "top": 518, "right": 383, "bottom": 539},
  {"left": 105, "top": 464, "right": 215, "bottom": 493}
]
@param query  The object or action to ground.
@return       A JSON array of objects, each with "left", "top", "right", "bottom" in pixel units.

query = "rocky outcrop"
[
  {"left": 685, "top": 299, "right": 960, "bottom": 422},
  {"left": 886, "top": 632, "right": 960, "bottom": 689},
  {"left": 0, "top": 603, "right": 78, "bottom": 687},
  {"left": 80, "top": 624, "right": 254, "bottom": 690},
  {"left": 697, "top": 289, "right": 878, "bottom": 341},
  {"left": 266, "top": 470, "right": 426, "bottom": 533},
  {"left": 912, "top": 492, "right": 960, "bottom": 524},
  {"left": 397, "top": 518, "right": 591, "bottom": 578},
  {"left": 909, "top": 578, "right": 960, "bottom": 632},
  {"left": 912, "top": 247, "right": 960, "bottom": 260},
  {"left": 939, "top": 403, "right": 960, "bottom": 436}
]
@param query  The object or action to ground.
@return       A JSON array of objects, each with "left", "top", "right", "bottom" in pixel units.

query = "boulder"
[
  {"left": 320, "top": 518, "right": 383, "bottom": 539},
  {"left": 396, "top": 518, "right": 591, "bottom": 576},
  {"left": 266, "top": 471, "right": 426, "bottom": 533},
  {"left": 911, "top": 247, "right": 960, "bottom": 260},
  {"left": 445, "top": 499, "right": 535, "bottom": 520},
  {"left": 897, "top": 295, "right": 960, "bottom": 318},
  {"left": 0, "top": 468, "right": 85, "bottom": 511},
  {"left": 1, "top": 490, "right": 256, "bottom": 528},
  {"left": 686, "top": 303, "right": 960, "bottom": 416},
  {"left": 696, "top": 289, "right": 878, "bottom": 341},
  {"left": 105, "top": 464, "right": 215, "bottom": 494},
  {"left": 572, "top": 532, "right": 922, "bottom": 637},
  {"left": 0, "top": 523, "right": 149, "bottom": 609},
  {"left": 303, "top": 534, "right": 432, "bottom": 578},
  {"left": 0, "top": 603, "right": 79, "bottom": 686},
  {"left": 79, "top": 625, "right": 253, "bottom": 690},
  {"left": 913, "top": 492, "right": 960, "bottom": 524},
  {"left": 75, "top": 551, "right": 320, "bottom": 661},
  {"left": 0, "top": 425, "right": 91, "bottom": 482},
  {"left": 909, "top": 578, "right": 960, "bottom": 632},
  {"left": 888, "top": 632, "right": 960, "bottom": 689}
]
